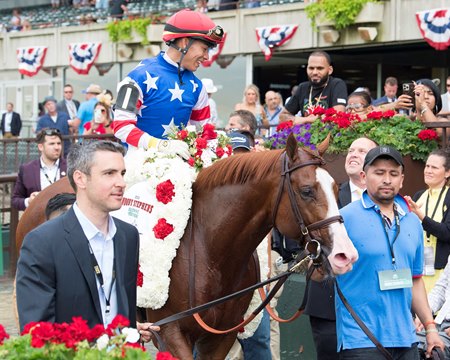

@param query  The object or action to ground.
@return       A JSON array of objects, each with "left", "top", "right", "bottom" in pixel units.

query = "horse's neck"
[{"left": 193, "top": 184, "right": 273, "bottom": 264}]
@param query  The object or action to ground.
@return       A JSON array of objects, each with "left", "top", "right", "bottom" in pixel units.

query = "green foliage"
[
  {"left": 266, "top": 113, "right": 439, "bottom": 161},
  {"left": 106, "top": 18, "right": 152, "bottom": 45},
  {"left": 306, "top": 0, "right": 378, "bottom": 30}
]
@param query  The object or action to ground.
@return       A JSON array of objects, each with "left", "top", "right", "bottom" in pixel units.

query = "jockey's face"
[{"left": 181, "top": 39, "right": 210, "bottom": 72}]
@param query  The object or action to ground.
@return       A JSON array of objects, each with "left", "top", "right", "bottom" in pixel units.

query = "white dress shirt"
[{"left": 73, "top": 203, "right": 118, "bottom": 327}]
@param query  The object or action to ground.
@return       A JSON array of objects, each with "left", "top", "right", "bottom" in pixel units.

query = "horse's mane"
[{"left": 194, "top": 149, "right": 284, "bottom": 190}]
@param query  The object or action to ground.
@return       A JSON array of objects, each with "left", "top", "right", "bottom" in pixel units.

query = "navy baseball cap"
[
  {"left": 363, "top": 146, "right": 404, "bottom": 169},
  {"left": 229, "top": 131, "right": 252, "bottom": 151}
]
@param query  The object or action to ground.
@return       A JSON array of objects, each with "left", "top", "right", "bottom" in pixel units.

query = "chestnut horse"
[{"left": 16, "top": 136, "right": 358, "bottom": 359}]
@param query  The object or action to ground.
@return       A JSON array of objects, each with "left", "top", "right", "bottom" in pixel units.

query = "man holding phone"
[{"left": 373, "top": 77, "right": 398, "bottom": 106}]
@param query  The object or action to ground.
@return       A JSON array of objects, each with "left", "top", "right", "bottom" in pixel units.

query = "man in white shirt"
[
  {"left": 12, "top": 129, "right": 67, "bottom": 211},
  {"left": 1, "top": 102, "right": 22, "bottom": 138},
  {"left": 57, "top": 84, "right": 80, "bottom": 124}
]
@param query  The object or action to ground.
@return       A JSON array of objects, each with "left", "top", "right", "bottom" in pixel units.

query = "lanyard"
[
  {"left": 40, "top": 162, "right": 59, "bottom": 185},
  {"left": 379, "top": 207, "right": 400, "bottom": 265},
  {"left": 425, "top": 187, "right": 446, "bottom": 240},
  {"left": 88, "top": 242, "right": 116, "bottom": 314}
]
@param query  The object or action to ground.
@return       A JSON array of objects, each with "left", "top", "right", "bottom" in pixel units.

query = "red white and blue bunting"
[
  {"left": 202, "top": 32, "right": 227, "bottom": 67},
  {"left": 16, "top": 46, "right": 48, "bottom": 77},
  {"left": 69, "top": 42, "right": 102, "bottom": 75},
  {"left": 416, "top": 8, "right": 450, "bottom": 50},
  {"left": 255, "top": 24, "right": 298, "bottom": 61}
]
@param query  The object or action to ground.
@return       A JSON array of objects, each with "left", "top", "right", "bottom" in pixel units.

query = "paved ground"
[{"left": 0, "top": 276, "right": 19, "bottom": 337}]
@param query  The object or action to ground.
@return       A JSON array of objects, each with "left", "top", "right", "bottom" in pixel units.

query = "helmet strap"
[{"left": 169, "top": 38, "right": 195, "bottom": 85}]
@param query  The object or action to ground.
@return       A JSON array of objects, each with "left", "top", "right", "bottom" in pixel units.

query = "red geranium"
[
  {"left": 137, "top": 264, "right": 144, "bottom": 287},
  {"left": 156, "top": 180, "right": 175, "bottom": 204},
  {"left": 311, "top": 106, "right": 326, "bottom": 116},
  {"left": 418, "top": 129, "right": 439, "bottom": 141},
  {"left": 153, "top": 218, "right": 174, "bottom": 240},
  {"left": 201, "top": 123, "right": 217, "bottom": 140},
  {"left": 157, "top": 351, "right": 180, "bottom": 360},
  {"left": 276, "top": 120, "right": 293, "bottom": 132},
  {"left": 0, "top": 324, "right": 9, "bottom": 345}
]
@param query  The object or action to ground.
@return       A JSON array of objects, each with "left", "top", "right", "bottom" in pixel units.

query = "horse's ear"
[
  {"left": 286, "top": 133, "right": 298, "bottom": 161},
  {"left": 317, "top": 133, "right": 331, "bottom": 156}
]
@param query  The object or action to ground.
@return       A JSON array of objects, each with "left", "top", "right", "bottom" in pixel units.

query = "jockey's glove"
[{"left": 148, "top": 137, "right": 190, "bottom": 160}]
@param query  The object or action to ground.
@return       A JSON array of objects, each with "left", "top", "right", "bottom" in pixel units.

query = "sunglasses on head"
[{"left": 43, "top": 128, "right": 61, "bottom": 136}]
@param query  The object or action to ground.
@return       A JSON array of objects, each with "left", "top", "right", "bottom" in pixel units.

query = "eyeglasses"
[
  {"left": 42, "top": 128, "right": 61, "bottom": 136},
  {"left": 346, "top": 103, "right": 367, "bottom": 110}
]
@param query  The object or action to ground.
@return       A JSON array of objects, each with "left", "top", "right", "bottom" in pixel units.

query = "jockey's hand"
[{"left": 156, "top": 139, "right": 190, "bottom": 160}]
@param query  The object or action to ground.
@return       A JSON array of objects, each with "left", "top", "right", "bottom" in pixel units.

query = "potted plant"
[
  {"left": 0, "top": 317, "right": 177, "bottom": 359},
  {"left": 306, "top": 0, "right": 384, "bottom": 30},
  {"left": 106, "top": 17, "right": 153, "bottom": 45}
]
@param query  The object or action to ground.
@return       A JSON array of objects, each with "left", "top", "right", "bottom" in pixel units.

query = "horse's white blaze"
[{"left": 315, "top": 168, "right": 358, "bottom": 274}]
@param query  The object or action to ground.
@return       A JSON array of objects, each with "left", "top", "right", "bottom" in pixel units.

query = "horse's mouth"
[{"left": 328, "top": 252, "right": 356, "bottom": 275}]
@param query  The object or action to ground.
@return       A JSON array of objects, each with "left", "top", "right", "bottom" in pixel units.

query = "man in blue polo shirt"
[{"left": 336, "top": 146, "right": 444, "bottom": 359}]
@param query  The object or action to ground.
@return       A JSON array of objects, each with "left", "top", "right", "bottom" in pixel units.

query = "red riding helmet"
[{"left": 163, "top": 9, "right": 224, "bottom": 48}]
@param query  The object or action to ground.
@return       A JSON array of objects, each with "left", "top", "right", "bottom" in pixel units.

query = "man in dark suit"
[
  {"left": 1, "top": 102, "right": 22, "bottom": 138},
  {"left": 372, "top": 76, "right": 398, "bottom": 106},
  {"left": 305, "top": 136, "right": 377, "bottom": 359},
  {"left": 12, "top": 129, "right": 67, "bottom": 211},
  {"left": 56, "top": 84, "right": 80, "bottom": 123},
  {"left": 16, "top": 141, "right": 159, "bottom": 341}
]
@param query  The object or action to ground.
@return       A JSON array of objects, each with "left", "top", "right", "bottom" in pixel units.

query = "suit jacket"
[
  {"left": 372, "top": 95, "right": 397, "bottom": 106},
  {"left": 1, "top": 111, "right": 22, "bottom": 136},
  {"left": 12, "top": 158, "right": 67, "bottom": 211},
  {"left": 16, "top": 207, "right": 139, "bottom": 330},
  {"left": 57, "top": 99, "right": 80, "bottom": 118},
  {"left": 304, "top": 180, "right": 352, "bottom": 320},
  {"left": 413, "top": 189, "right": 450, "bottom": 269}
]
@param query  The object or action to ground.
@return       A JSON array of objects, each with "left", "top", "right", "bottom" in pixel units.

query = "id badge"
[
  {"left": 423, "top": 246, "right": 435, "bottom": 276},
  {"left": 378, "top": 268, "right": 412, "bottom": 291}
]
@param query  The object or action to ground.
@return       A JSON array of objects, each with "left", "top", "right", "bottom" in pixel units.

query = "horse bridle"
[{"left": 271, "top": 152, "right": 343, "bottom": 264}]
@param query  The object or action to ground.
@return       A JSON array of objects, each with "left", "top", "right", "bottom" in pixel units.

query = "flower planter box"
[
  {"left": 316, "top": 2, "right": 385, "bottom": 27},
  {"left": 323, "top": 153, "right": 425, "bottom": 197}
]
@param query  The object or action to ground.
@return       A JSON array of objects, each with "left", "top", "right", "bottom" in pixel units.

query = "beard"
[{"left": 309, "top": 74, "right": 329, "bottom": 88}]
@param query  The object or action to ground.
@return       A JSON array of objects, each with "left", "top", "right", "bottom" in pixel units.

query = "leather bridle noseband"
[{"left": 272, "top": 152, "right": 344, "bottom": 263}]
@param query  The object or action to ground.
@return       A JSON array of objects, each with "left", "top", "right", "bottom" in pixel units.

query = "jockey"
[{"left": 113, "top": 9, "right": 224, "bottom": 159}]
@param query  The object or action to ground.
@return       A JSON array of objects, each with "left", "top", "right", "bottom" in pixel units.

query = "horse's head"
[{"left": 273, "top": 134, "right": 358, "bottom": 276}]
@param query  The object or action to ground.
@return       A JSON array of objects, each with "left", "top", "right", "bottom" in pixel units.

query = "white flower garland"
[{"left": 114, "top": 148, "right": 196, "bottom": 309}]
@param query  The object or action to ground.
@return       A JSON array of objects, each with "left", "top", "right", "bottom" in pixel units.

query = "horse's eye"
[{"left": 299, "top": 186, "right": 315, "bottom": 199}]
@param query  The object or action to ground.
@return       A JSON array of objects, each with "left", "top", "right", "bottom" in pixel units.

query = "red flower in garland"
[
  {"left": 195, "top": 137, "right": 208, "bottom": 150},
  {"left": 156, "top": 180, "right": 175, "bottom": 204},
  {"left": 201, "top": 123, "right": 217, "bottom": 140},
  {"left": 153, "top": 218, "right": 174, "bottom": 240},
  {"left": 137, "top": 264, "right": 144, "bottom": 287},
  {"left": 216, "top": 147, "right": 225, "bottom": 158},
  {"left": 176, "top": 129, "right": 188, "bottom": 140},
  {"left": 276, "top": 120, "right": 293, "bottom": 132},
  {"left": 418, "top": 129, "right": 439, "bottom": 141},
  {"left": 187, "top": 158, "right": 195, "bottom": 167},
  {"left": 0, "top": 324, "right": 9, "bottom": 345}
]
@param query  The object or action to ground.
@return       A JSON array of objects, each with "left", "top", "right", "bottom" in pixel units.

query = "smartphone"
[{"left": 402, "top": 82, "right": 416, "bottom": 112}]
